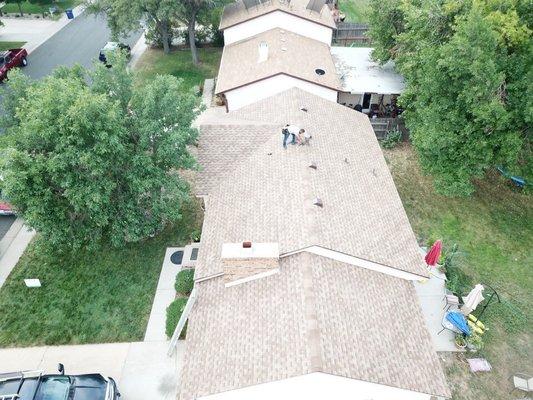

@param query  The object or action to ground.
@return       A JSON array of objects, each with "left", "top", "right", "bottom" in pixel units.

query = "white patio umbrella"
[{"left": 461, "top": 284, "right": 485, "bottom": 315}]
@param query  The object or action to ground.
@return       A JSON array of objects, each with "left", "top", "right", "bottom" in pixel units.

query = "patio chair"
[
  {"left": 443, "top": 294, "right": 460, "bottom": 311},
  {"left": 510, "top": 373, "right": 533, "bottom": 394}
]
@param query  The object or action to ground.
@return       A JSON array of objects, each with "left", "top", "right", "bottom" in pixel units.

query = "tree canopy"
[
  {"left": 87, "top": 0, "right": 224, "bottom": 62},
  {"left": 368, "top": 0, "right": 532, "bottom": 195},
  {"left": 0, "top": 55, "right": 200, "bottom": 250}
]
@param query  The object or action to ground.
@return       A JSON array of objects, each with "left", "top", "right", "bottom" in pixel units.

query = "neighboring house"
[
  {"left": 332, "top": 47, "right": 405, "bottom": 116},
  {"left": 220, "top": 0, "right": 336, "bottom": 46},
  {"left": 215, "top": 29, "right": 340, "bottom": 111},
  {"left": 179, "top": 88, "right": 451, "bottom": 400}
]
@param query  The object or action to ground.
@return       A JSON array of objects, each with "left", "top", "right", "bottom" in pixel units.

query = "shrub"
[
  {"left": 165, "top": 297, "right": 188, "bottom": 338},
  {"left": 175, "top": 268, "right": 194, "bottom": 295},
  {"left": 380, "top": 127, "right": 402, "bottom": 149}
]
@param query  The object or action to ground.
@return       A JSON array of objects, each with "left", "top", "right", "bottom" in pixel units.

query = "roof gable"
[
  {"left": 220, "top": 0, "right": 336, "bottom": 30},
  {"left": 179, "top": 253, "right": 450, "bottom": 399},
  {"left": 215, "top": 29, "right": 341, "bottom": 94}
]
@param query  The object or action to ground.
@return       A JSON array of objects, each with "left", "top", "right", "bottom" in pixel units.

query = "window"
[{"left": 35, "top": 377, "right": 70, "bottom": 400}]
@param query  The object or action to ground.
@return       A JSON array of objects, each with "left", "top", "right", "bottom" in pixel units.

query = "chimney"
[
  {"left": 221, "top": 242, "right": 279, "bottom": 286},
  {"left": 258, "top": 42, "right": 268, "bottom": 63}
]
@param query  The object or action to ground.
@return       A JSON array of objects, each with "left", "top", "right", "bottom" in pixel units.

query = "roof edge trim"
[
  {"left": 220, "top": 8, "right": 336, "bottom": 31},
  {"left": 216, "top": 72, "right": 342, "bottom": 95},
  {"left": 281, "top": 245, "right": 429, "bottom": 280}
]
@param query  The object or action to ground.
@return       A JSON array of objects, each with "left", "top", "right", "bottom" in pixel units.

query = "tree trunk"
[
  {"left": 188, "top": 14, "right": 199, "bottom": 65},
  {"left": 158, "top": 20, "right": 171, "bottom": 54},
  {"left": 17, "top": 2, "right": 23, "bottom": 16}
]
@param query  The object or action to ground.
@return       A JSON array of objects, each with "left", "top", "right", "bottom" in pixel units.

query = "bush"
[
  {"left": 165, "top": 297, "right": 188, "bottom": 338},
  {"left": 380, "top": 127, "right": 402, "bottom": 149},
  {"left": 175, "top": 268, "right": 194, "bottom": 295}
]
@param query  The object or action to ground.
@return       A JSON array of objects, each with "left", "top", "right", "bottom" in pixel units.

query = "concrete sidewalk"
[
  {"left": 0, "top": 4, "right": 85, "bottom": 54},
  {"left": 0, "top": 221, "right": 35, "bottom": 289},
  {"left": 0, "top": 341, "right": 185, "bottom": 400},
  {"left": 414, "top": 268, "right": 457, "bottom": 352}
]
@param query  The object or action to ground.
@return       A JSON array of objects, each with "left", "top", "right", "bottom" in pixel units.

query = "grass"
[
  {"left": 384, "top": 144, "right": 532, "bottom": 399},
  {"left": 2, "top": 0, "right": 79, "bottom": 15},
  {"left": 338, "top": 0, "right": 370, "bottom": 23},
  {"left": 135, "top": 47, "right": 222, "bottom": 92},
  {"left": 0, "top": 202, "right": 203, "bottom": 347},
  {"left": 0, "top": 42, "right": 26, "bottom": 51}
]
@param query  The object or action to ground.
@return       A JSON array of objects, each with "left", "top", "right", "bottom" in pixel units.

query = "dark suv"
[{"left": 0, "top": 364, "right": 120, "bottom": 400}]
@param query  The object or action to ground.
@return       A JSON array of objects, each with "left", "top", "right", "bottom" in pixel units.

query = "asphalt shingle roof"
[
  {"left": 215, "top": 29, "right": 341, "bottom": 94},
  {"left": 194, "top": 88, "right": 428, "bottom": 279},
  {"left": 179, "top": 253, "right": 450, "bottom": 399},
  {"left": 179, "top": 88, "right": 450, "bottom": 399},
  {"left": 219, "top": 0, "right": 336, "bottom": 30}
]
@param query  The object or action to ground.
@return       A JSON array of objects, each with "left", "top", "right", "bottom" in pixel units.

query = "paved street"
[
  {"left": 0, "top": 216, "right": 16, "bottom": 241},
  {"left": 23, "top": 12, "right": 142, "bottom": 79}
]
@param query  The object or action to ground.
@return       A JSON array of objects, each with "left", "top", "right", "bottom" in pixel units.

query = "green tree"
[
  {"left": 175, "top": 0, "right": 223, "bottom": 65},
  {"left": 368, "top": 0, "right": 532, "bottom": 195},
  {"left": 87, "top": 0, "right": 224, "bottom": 61},
  {"left": 0, "top": 56, "right": 200, "bottom": 250},
  {"left": 87, "top": 0, "right": 176, "bottom": 54}
]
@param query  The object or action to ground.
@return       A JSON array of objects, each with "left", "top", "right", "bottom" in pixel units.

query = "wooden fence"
[
  {"left": 370, "top": 117, "right": 409, "bottom": 139},
  {"left": 333, "top": 22, "right": 371, "bottom": 46}
]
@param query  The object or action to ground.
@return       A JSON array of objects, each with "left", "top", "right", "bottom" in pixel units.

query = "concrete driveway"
[{"left": 0, "top": 341, "right": 185, "bottom": 400}]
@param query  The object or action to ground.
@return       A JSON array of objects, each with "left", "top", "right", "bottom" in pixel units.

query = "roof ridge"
[{"left": 300, "top": 251, "right": 323, "bottom": 373}]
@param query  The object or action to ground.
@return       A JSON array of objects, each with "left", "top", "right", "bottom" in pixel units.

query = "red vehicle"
[
  {"left": 0, "top": 201, "right": 14, "bottom": 216},
  {"left": 0, "top": 48, "right": 28, "bottom": 82}
]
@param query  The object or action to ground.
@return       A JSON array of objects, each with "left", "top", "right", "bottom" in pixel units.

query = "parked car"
[
  {"left": 98, "top": 42, "right": 131, "bottom": 66},
  {"left": 0, "top": 200, "right": 14, "bottom": 216},
  {"left": 0, "top": 48, "right": 28, "bottom": 82},
  {"left": 0, "top": 364, "right": 121, "bottom": 400}
]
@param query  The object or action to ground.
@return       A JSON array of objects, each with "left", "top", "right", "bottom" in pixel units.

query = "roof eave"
[{"left": 219, "top": 8, "right": 336, "bottom": 31}]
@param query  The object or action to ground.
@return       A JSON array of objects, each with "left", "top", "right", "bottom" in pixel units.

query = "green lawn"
[
  {"left": 0, "top": 202, "right": 203, "bottom": 347},
  {"left": 384, "top": 144, "right": 532, "bottom": 400},
  {"left": 135, "top": 47, "right": 222, "bottom": 92},
  {"left": 2, "top": 0, "right": 79, "bottom": 15},
  {"left": 0, "top": 41, "right": 26, "bottom": 51},
  {"left": 338, "top": 0, "right": 370, "bottom": 23}
]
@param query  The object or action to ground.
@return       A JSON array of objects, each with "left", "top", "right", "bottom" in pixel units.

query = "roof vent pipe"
[
  {"left": 258, "top": 42, "right": 268, "bottom": 63},
  {"left": 313, "top": 198, "right": 323, "bottom": 207}
]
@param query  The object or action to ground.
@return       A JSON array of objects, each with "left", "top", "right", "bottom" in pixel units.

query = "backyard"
[
  {"left": 338, "top": 0, "right": 369, "bottom": 23},
  {"left": 384, "top": 144, "right": 532, "bottom": 399}
]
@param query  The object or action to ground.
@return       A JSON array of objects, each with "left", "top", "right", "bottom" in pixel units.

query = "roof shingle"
[
  {"left": 179, "top": 253, "right": 450, "bottom": 399},
  {"left": 215, "top": 29, "right": 341, "bottom": 94},
  {"left": 194, "top": 88, "right": 428, "bottom": 279},
  {"left": 219, "top": 0, "right": 336, "bottom": 30}
]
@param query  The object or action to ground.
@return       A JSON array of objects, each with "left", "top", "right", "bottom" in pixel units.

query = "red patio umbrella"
[{"left": 425, "top": 240, "right": 442, "bottom": 266}]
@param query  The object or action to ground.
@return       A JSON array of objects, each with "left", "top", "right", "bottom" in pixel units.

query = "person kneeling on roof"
[
  {"left": 283, "top": 124, "right": 300, "bottom": 147},
  {"left": 297, "top": 129, "right": 311, "bottom": 145}
]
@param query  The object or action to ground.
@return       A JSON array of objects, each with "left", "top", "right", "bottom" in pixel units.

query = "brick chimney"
[{"left": 221, "top": 242, "right": 279, "bottom": 286}]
